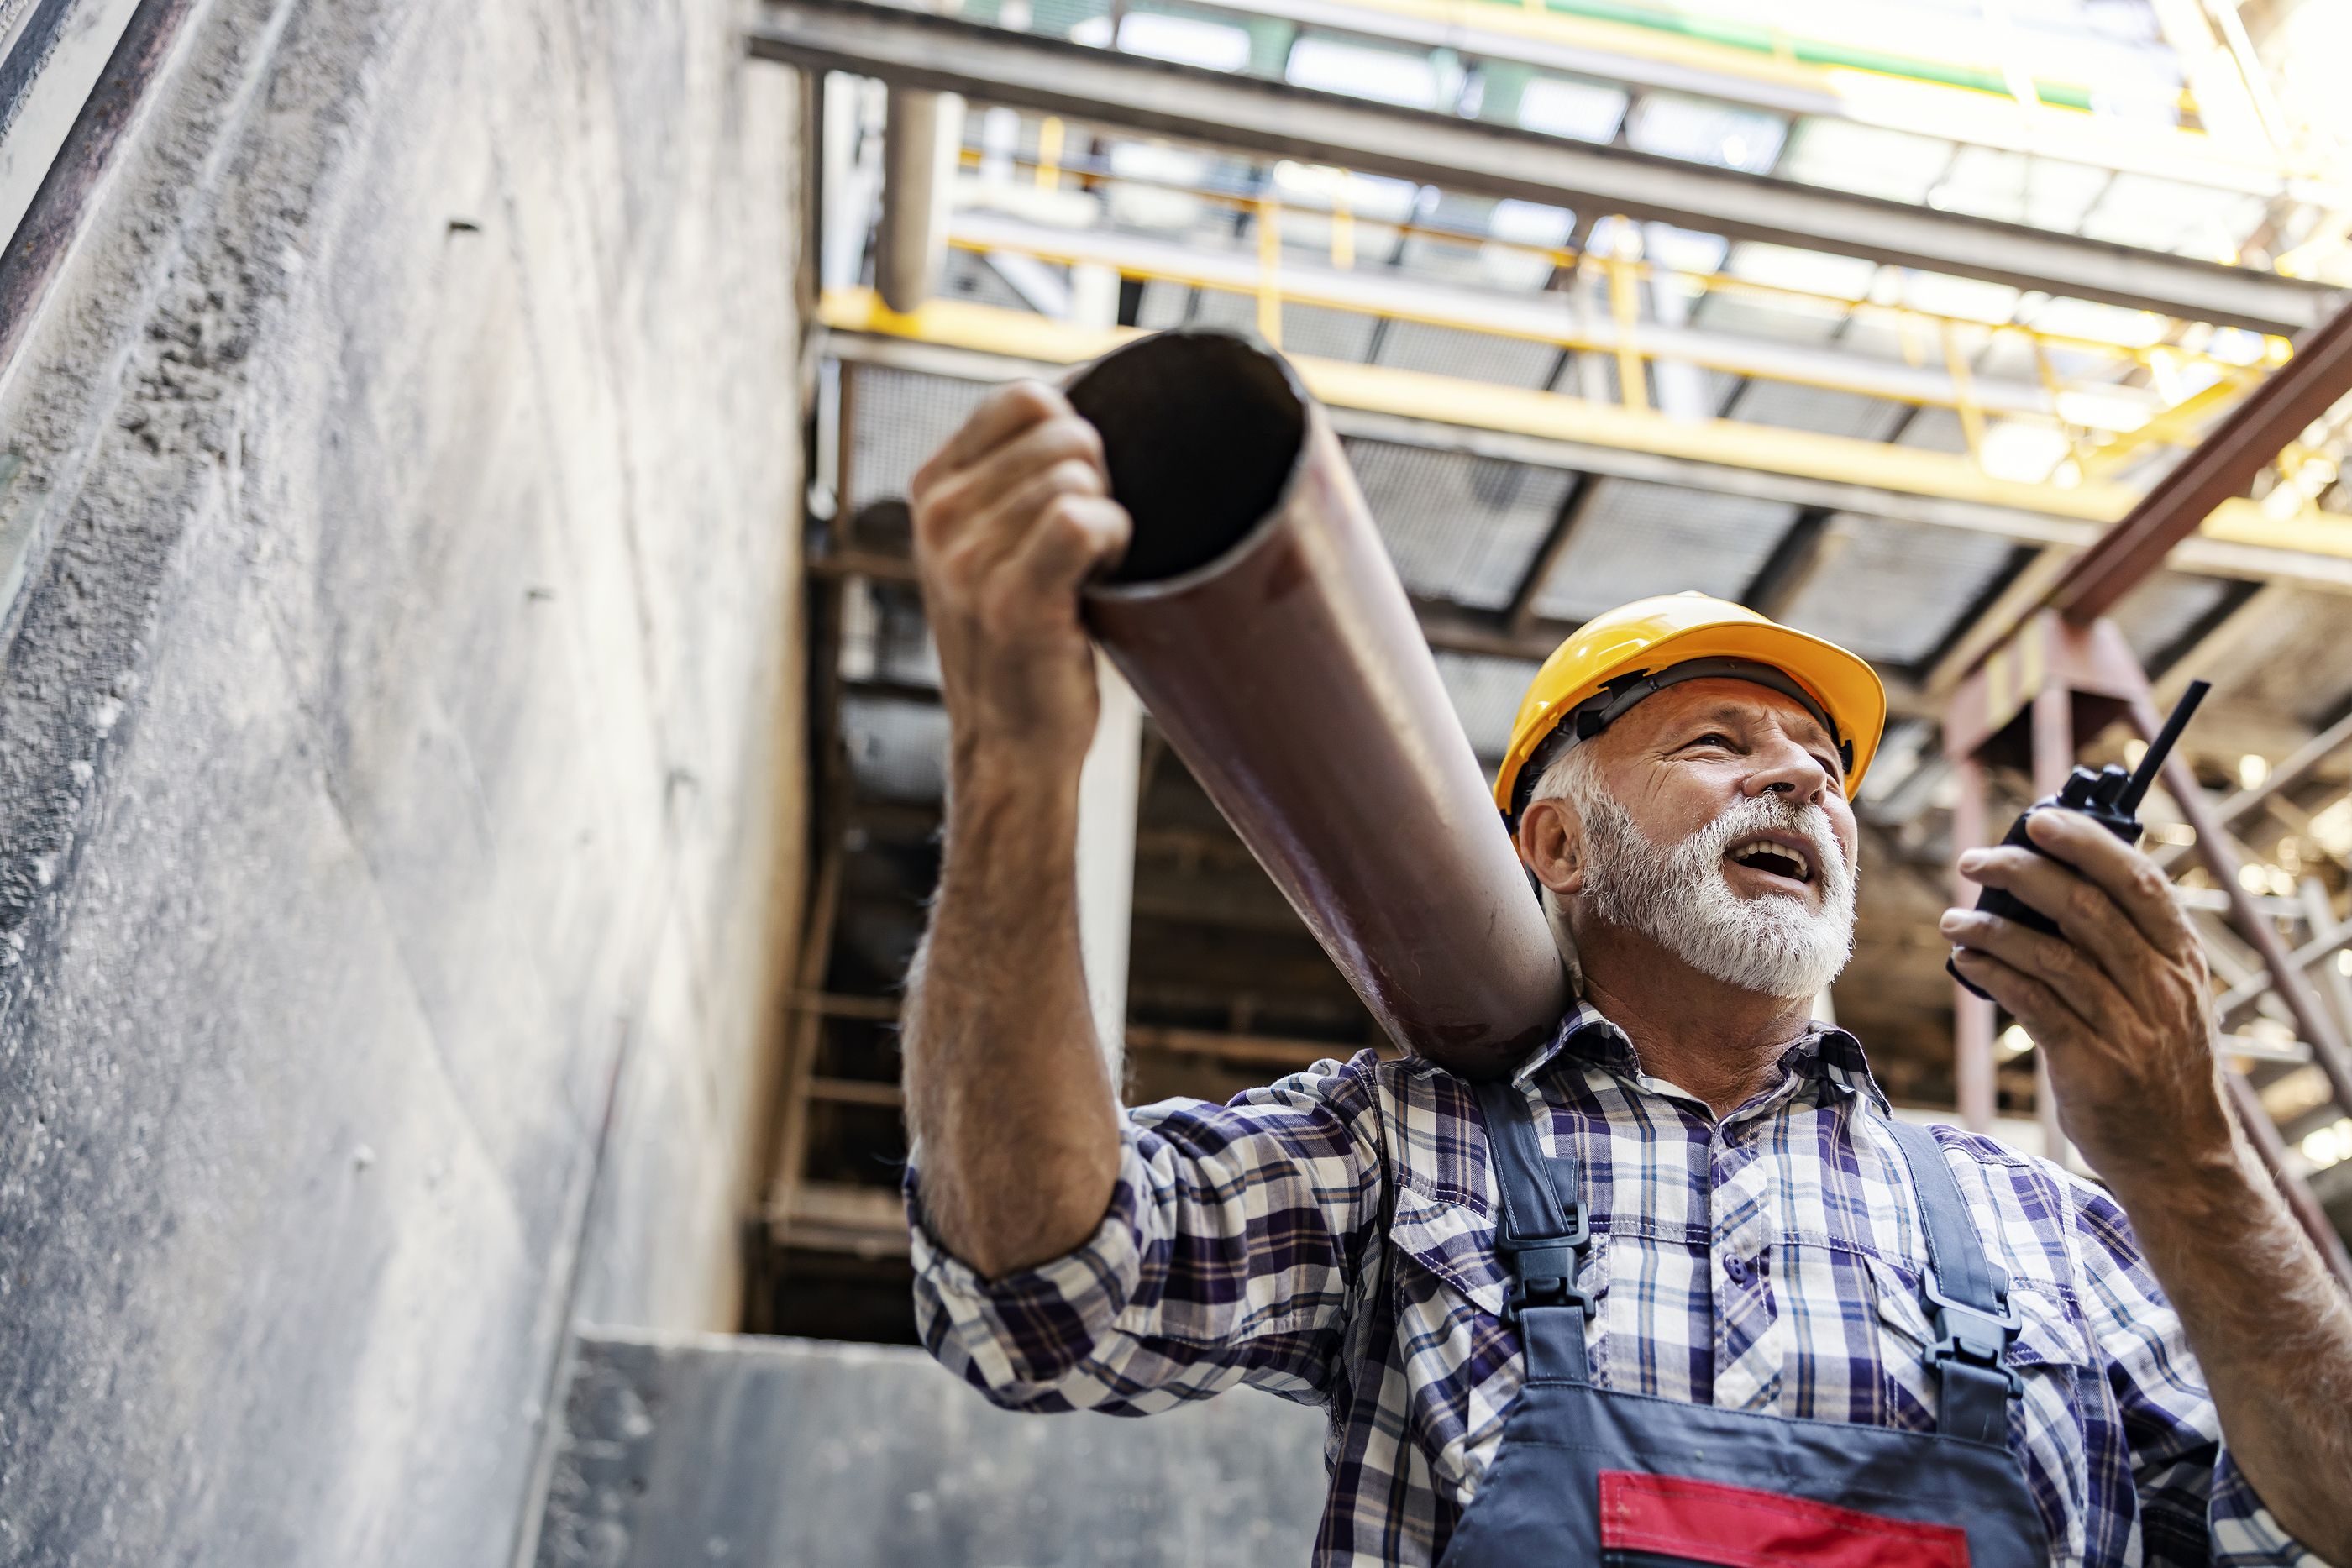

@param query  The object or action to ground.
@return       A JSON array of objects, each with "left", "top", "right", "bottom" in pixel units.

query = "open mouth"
[{"left": 1724, "top": 834, "right": 1817, "bottom": 889}]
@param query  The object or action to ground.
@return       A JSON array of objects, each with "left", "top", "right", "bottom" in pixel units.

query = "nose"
[{"left": 1746, "top": 737, "right": 1835, "bottom": 805}]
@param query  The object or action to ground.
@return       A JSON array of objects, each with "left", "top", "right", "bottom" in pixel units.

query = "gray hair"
[{"left": 1522, "top": 738, "right": 1604, "bottom": 992}]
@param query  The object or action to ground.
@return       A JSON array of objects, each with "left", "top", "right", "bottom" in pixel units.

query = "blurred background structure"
[{"left": 3, "top": 0, "right": 2351, "bottom": 1562}]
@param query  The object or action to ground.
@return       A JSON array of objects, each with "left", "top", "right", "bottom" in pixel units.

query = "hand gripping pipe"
[{"left": 1070, "top": 330, "right": 1569, "bottom": 1077}]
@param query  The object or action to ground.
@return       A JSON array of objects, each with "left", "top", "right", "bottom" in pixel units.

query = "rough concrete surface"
[
  {"left": 0, "top": 0, "right": 803, "bottom": 1562},
  {"left": 536, "top": 1331, "right": 1331, "bottom": 1568}
]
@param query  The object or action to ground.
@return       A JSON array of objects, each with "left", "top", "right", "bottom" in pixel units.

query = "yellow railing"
[{"left": 969, "top": 144, "right": 2277, "bottom": 477}]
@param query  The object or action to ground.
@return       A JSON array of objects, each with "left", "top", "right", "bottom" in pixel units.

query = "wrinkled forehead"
[{"left": 1601, "top": 675, "right": 1839, "bottom": 758}]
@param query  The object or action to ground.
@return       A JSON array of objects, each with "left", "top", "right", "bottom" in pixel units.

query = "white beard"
[{"left": 1575, "top": 789, "right": 1857, "bottom": 1001}]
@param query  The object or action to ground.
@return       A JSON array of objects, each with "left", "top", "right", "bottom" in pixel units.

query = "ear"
[{"left": 1518, "top": 796, "right": 1588, "bottom": 898}]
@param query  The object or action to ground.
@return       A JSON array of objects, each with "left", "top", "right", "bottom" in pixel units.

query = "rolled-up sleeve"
[
  {"left": 907, "top": 1050, "right": 1386, "bottom": 1417},
  {"left": 2072, "top": 1185, "right": 2328, "bottom": 1567}
]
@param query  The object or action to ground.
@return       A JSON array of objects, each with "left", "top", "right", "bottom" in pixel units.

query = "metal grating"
[
  {"left": 845, "top": 366, "right": 993, "bottom": 513},
  {"left": 1894, "top": 406, "right": 1973, "bottom": 455},
  {"left": 1373, "top": 319, "right": 1562, "bottom": 390},
  {"left": 1280, "top": 302, "right": 1380, "bottom": 363},
  {"left": 1136, "top": 278, "right": 1256, "bottom": 334},
  {"left": 1777, "top": 517, "right": 2016, "bottom": 664},
  {"left": 1435, "top": 649, "right": 1544, "bottom": 761},
  {"left": 1532, "top": 480, "right": 1792, "bottom": 619},
  {"left": 1724, "top": 380, "right": 1911, "bottom": 443},
  {"left": 843, "top": 693, "right": 952, "bottom": 802},
  {"left": 2108, "top": 571, "right": 2235, "bottom": 664},
  {"left": 1344, "top": 440, "right": 1569, "bottom": 610}
]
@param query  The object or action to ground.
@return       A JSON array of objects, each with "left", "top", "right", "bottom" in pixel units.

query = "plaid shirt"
[{"left": 909, "top": 1004, "right": 2321, "bottom": 1566}]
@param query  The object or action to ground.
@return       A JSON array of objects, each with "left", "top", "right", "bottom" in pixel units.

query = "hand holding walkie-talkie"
[{"left": 1948, "top": 680, "right": 2210, "bottom": 1003}]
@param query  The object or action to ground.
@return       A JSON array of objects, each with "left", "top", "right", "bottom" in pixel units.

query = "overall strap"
[
  {"left": 1883, "top": 1116, "right": 2020, "bottom": 1446},
  {"left": 1473, "top": 1079, "right": 1595, "bottom": 1384}
]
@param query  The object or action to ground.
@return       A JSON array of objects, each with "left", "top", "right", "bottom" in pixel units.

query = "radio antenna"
[{"left": 2119, "top": 679, "right": 2211, "bottom": 815}]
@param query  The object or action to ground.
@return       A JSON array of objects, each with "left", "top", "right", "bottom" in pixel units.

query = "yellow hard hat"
[{"left": 1494, "top": 591, "right": 1887, "bottom": 821}]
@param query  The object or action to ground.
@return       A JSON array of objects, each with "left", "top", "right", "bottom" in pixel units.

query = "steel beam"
[
  {"left": 747, "top": 0, "right": 2341, "bottom": 333},
  {"left": 2050, "top": 300, "right": 2352, "bottom": 622}
]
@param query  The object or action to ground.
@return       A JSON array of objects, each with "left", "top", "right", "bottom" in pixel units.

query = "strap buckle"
[
  {"left": 1920, "top": 1270, "right": 2022, "bottom": 1397},
  {"left": 1499, "top": 1218, "right": 1596, "bottom": 1324}
]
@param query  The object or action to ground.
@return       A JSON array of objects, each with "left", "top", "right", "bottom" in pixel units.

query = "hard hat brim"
[{"left": 1493, "top": 617, "right": 1887, "bottom": 814}]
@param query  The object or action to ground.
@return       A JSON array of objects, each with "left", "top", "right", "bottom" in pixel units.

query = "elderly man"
[{"left": 896, "top": 379, "right": 2352, "bottom": 1566}]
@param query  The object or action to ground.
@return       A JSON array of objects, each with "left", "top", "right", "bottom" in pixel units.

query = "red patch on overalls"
[{"left": 1599, "top": 1472, "right": 1971, "bottom": 1567}]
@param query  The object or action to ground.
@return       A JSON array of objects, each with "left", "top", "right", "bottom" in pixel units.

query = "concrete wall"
[
  {"left": 536, "top": 1331, "right": 1331, "bottom": 1567},
  {"left": 0, "top": 0, "right": 804, "bottom": 1562}
]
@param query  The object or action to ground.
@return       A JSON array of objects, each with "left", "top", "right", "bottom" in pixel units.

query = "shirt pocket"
[
  {"left": 1385, "top": 1185, "right": 1610, "bottom": 1490},
  {"left": 1869, "top": 1256, "right": 2089, "bottom": 1561}
]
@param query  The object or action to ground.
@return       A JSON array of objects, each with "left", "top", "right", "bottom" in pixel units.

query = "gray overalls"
[{"left": 1438, "top": 1080, "right": 2050, "bottom": 1565}]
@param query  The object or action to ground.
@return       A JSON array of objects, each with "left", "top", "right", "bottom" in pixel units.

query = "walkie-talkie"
[{"left": 1948, "top": 679, "right": 2210, "bottom": 1002}]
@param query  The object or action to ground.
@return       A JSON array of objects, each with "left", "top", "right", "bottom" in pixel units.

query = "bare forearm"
[
  {"left": 2109, "top": 1135, "right": 2352, "bottom": 1561},
  {"left": 902, "top": 754, "right": 1122, "bottom": 1279}
]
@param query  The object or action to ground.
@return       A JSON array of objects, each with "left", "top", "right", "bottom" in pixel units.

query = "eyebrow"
[{"left": 1688, "top": 702, "right": 1839, "bottom": 763}]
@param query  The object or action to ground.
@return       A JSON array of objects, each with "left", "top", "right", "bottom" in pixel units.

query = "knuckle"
[
  {"left": 1055, "top": 414, "right": 1105, "bottom": 461},
  {"left": 932, "top": 536, "right": 989, "bottom": 591},
  {"left": 1000, "top": 380, "right": 1065, "bottom": 424},
  {"left": 919, "top": 471, "right": 973, "bottom": 527}
]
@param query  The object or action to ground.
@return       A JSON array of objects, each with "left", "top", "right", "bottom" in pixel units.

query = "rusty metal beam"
[{"left": 2049, "top": 301, "right": 2352, "bottom": 623}]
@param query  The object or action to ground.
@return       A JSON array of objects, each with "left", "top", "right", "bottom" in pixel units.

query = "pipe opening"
[{"left": 1068, "top": 331, "right": 1306, "bottom": 587}]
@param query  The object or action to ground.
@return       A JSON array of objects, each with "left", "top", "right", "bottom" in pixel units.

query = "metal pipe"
[
  {"left": 1072, "top": 329, "right": 1568, "bottom": 1076},
  {"left": 876, "top": 84, "right": 961, "bottom": 312}
]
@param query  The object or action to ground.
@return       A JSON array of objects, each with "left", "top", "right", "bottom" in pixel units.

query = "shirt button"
[{"left": 1723, "top": 1254, "right": 1750, "bottom": 1284}]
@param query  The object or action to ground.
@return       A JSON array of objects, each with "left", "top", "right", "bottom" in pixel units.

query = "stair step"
[{"left": 531, "top": 1328, "right": 1326, "bottom": 1567}]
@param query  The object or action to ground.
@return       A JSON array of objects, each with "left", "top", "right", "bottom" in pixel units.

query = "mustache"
[{"left": 1686, "top": 794, "right": 1851, "bottom": 892}]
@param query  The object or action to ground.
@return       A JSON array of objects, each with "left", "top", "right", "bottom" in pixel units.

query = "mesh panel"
[
  {"left": 1435, "top": 649, "right": 1545, "bottom": 762},
  {"left": 1373, "top": 319, "right": 1562, "bottom": 390},
  {"left": 843, "top": 695, "right": 951, "bottom": 802},
  {"left": 2110, "top": 572, "right": 2233, "bottom": 663},
  {"left": 845, "top": 367, "right": 992, "bottom": 511},
  {"left": 1896, "top": 406, "right": 1972, "bottom": 455},
  {"left": 1688, "top": 288, "right": 1852, "bottom": 346},
  {"left": 1137, "top": 281, "right": 1257, "bottom": 333},
  {"left": 1777, "top": 517, "right": 2014, "bottom": 664},
  {"left": 1281, "top": 302, "right": 1378, "bottom": 363},
  {"left": 1345, "top": 440, "right": 1569, "bottom": 609},
  {"left": 1725, "top": 380, "right": 1910, "bottom": 442},
  {"left": 1532, "top": 480, "right": 1791, "bottom": 618}
]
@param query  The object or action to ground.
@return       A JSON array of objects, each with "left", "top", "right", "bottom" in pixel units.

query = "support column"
[
  {"left": 1950, "top": 755, "right": 1998, "bottom": 1135},
  {"left": 1075, "top": 652, "right": 1142, "bottom": 1088},
  {"left": 875, "top": 85, "right": 962, "bottom": 312},
  {"left": 2029, "top": 680, "right": 2075, "bottom": 1167}
]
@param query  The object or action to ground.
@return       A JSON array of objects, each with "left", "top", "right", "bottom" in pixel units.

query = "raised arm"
[
  {"left": 1947, "top": 809, "right": 2352, "bottom": 1563},
  {"left": 900, "top": 380, "right": 1134, "bottom": 1280}
]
